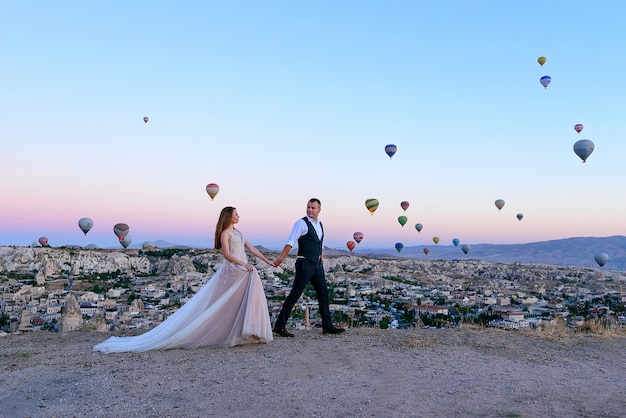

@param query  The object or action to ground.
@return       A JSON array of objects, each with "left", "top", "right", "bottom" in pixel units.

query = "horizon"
[
  {"left": 8, "top": 234, "right": 625, "bottom": 254},
  {"left": 3, "top": 2, "right": 626, "bottom": 252}
]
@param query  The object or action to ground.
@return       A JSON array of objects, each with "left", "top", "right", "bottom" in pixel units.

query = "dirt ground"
[{"left": 2, "top": 326, "right": 626, "bottom": 418}]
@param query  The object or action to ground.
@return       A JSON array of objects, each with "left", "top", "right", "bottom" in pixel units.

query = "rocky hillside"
[
  {"left": 1, "top": 245, "right": 624, "bottom": 294},
  {"left": 329, "top": 235, "right": 626, "bottom": 271}
]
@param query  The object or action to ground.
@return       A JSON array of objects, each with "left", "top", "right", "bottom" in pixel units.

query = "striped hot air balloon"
[
  {"left": 205, "top": 183, "right": 220, "bottom": 200},
  {"left": 365, "top": 198, "right": 379, "bottom": 215},
  {"left": 384, "top": 144, "right": 397, "bottom": 159},
  {"left": 114, "top": 223, "right": 130, "bottom": 240}
]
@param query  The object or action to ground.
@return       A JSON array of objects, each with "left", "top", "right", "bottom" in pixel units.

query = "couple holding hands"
[{"left": 94, "top": 198, "right": 343, "bottom": 354}]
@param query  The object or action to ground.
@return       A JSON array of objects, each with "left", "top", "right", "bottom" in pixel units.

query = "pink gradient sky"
[{"left": 2, "top": 2, "right": 625, "bottom": 251}]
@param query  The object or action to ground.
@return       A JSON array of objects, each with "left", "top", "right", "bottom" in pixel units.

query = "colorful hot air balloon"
[
  {"left": 537, "top": 56, "right": 547, "bottom": 66},
  {"left": 395, "top": 242, "right": 403, "bottom": 253},
  {"left": 143, "top": 116, "right": 149, "bottom": 123},
  {"left": 574, "top": 123, "right": 584, "bottom": 134},
  {"left": 38, "top": 237, "right": 48, "bottom": 247},
  {"left": 400, "top": 201, "right": 409, "bottom": 211},
  {"left": 415, "top": 223, "right": 423, "bottom": 233},
  {"left": 432, "top": 236, "right": 440, "bottom": 245},
  {"left": 205, "top": 183, "right": 220, "bottom": 200},
  {"left": 78, "top": 218, "right": 93, "bottom": 235},
  {"left": 495, "top": 199, "right": 505, "bottom": 211},
  {"left": 594, "top": 252, "right": 609, "bottom": 267},
  {"left": 120, "top": 235, "right": 132, "bottom": 249},
  {"left": 540, "top": 75, "right": 551, "bottom": 89},
  {"left": 365, "top": 198, "right": 379, "bottom": 215},
  {"left": 142, "top": 241, "right": 155, "bottom": 250},
  {"left": 452, "top": 238, "right": 460, "bottom": 247},
  {"left": 573, "top": 139, "right": 594, "bottom": 163},
  {"left": 346, "top": 241, "right": 356, "bottom": 252},
  {"left": 461, "top": 244, "right": 471, "bottom": 255},
  {"left": 113, "top": 223, "right": 130, "bottom": 240},
  {"left": 384, "top": 144, "right": 397, "bottom": 159},
  {"left": 353, "top": 232, "right": 364, "bottom": 244},
  {"left": 516, "top": 213, "right": 524, "bottom": 221},
  {"left": 423, "top": 247, "right": 430, "bottom": 256},
  {"left": 398, "top": 216, "right": 408, "bottom": 227}
]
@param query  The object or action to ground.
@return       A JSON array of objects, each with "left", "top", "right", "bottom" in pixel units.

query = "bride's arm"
[
  {"left": 244, "top": 240, "right": 276, "bottom": 266},
  {"left": 220, "top": 231, "right": 252, "bottom": 270}
]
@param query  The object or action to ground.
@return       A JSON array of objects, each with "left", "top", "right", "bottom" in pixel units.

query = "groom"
[{"left": 272, "top": 198, "right": 345, "bottom": 337}]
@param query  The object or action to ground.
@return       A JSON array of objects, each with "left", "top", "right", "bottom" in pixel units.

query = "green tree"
[{"left": 379, "top": 317, "right": 390, "bottom": 329}]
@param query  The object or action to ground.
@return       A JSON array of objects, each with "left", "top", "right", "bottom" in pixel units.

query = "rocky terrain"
[
  {"left": 2, "top": 245, "right": 626, "bottom": 417},
  {"left": 1, "top": 245, "right": 623, "bottom": 288},
  {"left": 2, "top": 245, "right": 625, "bottom": 336}
]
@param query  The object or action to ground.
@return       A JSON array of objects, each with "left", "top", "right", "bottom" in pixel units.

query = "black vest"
[{"left": 297, "top": 217, "right": 324, "bottom": 262}]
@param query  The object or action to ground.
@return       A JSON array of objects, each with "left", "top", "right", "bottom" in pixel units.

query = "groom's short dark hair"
[{"left": 309, "top": 198, "right": 321, "bottom": 206}]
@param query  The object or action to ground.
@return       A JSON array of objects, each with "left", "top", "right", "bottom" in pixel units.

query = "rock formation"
[
  {"left": 84, "top": 309, "right": 108, "bottom": 332},
  {"left": 59, "top": 294, "right": 82, "bottom": 332}
]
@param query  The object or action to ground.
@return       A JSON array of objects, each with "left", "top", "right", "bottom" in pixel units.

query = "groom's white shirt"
[{"left": 285, "top": 215, "right": 323, "bottom": 248}]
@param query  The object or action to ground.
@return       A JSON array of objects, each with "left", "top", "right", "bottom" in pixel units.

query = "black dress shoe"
[
  {"left": 273, "top": 327, "right": 294, "bottom": 338},
  {"left": 322, "top": 326, "right": 345, "bottom": 335}
]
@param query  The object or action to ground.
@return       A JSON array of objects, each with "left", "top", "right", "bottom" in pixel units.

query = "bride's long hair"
[{"left": 214, "top": 206, "right": 235, "bottom": 249}]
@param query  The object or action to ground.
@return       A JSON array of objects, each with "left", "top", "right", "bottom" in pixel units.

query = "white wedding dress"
[{"left": 93, "top": 229, "right": 273, "bottom": 353}]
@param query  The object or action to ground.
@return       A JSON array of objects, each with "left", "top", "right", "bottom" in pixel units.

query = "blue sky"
[{"left": 2, "top": 1, "right": 625, "bottom": 251}]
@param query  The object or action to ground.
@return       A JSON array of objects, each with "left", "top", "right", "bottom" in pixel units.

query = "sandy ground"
[{"left": 2, "top": 327, "right": 626, "bottom": 418}]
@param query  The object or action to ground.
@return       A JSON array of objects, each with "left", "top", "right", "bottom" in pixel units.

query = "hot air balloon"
[
  {"left": 537, "top": 56, "right": 547, "bottom": 66},
  {"left": 205, "top": 183, "right": 220, "bottom": 200},
  {"left": 540, "top": 75, "right": 551, "bottom": 89},
  {"left": 516, "top": 213, "right": 524, "bottom": 221},
  {"left": 432, "top": 236, "right": 440, "bottom": 245},
  {"left": 113, "top": 223, "right": 130, "bottom": 240},
  {"left": 346, "top": 241, "right": 356, "bottom": 252},
  {"left": 78, "top": 218, "right": 93, "bottom": 235},
  {"left": 574, "top": 123, "right": 584, "bottom": 134},
  {"left": 142, "top": 241, "right": 155, "bottom": 250},
  {"left": 120, "top": 235, "right": 132, "bottom": 249},
  {"left": 452, "top": 238, "right": 460, "bottom": 247},
  {"left": 423, "top": 247, "right": 430, "bottom": 256},
  {"left": 143, "top": 117, "right": 149, "bottom": 123},
  {"left": 395, "top": 242, "right": 403, "bottom": 253},
  {"left": 461, "top": 244, "right": 471, "bottom": 254},
  {"left": 365, "top": 198, "right": 379, "bottom": 214},
  {"left": 495, "top": 199, "right": 505, "bottom": 211},
  {"left": 573, "top": 139, "right": 594, "bottom": 163},
  {"left": 384, "top": 144, "right": 397, "bottom": 159},
  {"left": 353, "top": 232, "right": 364, "bottom": 244},
  {"left": 415, "top": 223, "right": 423, "bottom": 233},
  {"left": 400, "top": 201, "right": 409, "bottom": 211},
  {"left": 398, "top": 216, "right": 408, "bottom": 227},
  {"left": 594, "top": 252, "right": 609, "bottom": 267},
  {"left": 38, "top": 237, "right": 49, "bottom": 247}
]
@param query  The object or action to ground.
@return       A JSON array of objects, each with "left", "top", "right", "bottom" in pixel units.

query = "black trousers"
[{"left": 275, "top": 258, "right": 333, "bottom": 329}]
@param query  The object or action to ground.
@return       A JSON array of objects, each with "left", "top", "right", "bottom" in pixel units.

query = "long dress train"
[{"left": 93, "top": 229, "right": 272, "bottom": 353}]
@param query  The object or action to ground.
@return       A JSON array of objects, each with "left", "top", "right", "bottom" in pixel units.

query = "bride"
[{"left": 94, "top": 206, "right": 275, "bottom": 353}]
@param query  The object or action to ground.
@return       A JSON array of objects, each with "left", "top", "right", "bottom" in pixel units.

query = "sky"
[{"left": 2, "top": 1, "right": 626, "bottom": 251}]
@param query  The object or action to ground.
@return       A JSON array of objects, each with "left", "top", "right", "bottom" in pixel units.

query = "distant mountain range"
[{"left": 325, "top": 235, "right": 626, "bottom": 271}]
